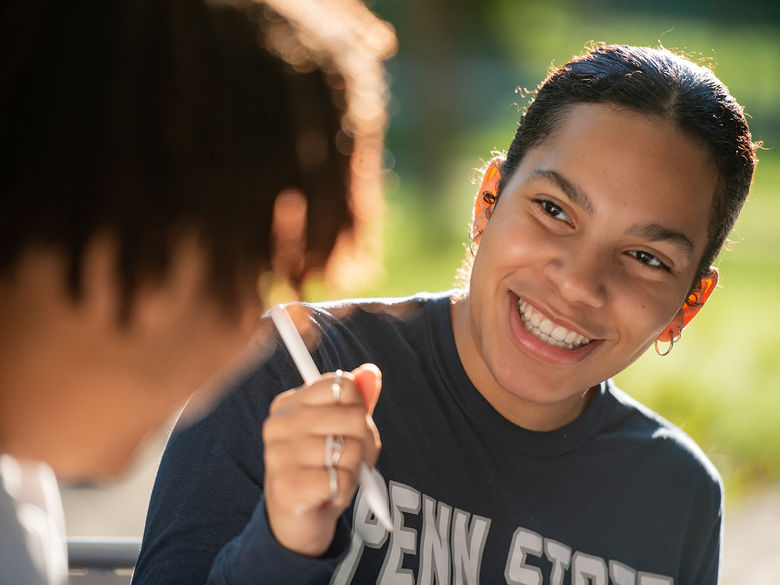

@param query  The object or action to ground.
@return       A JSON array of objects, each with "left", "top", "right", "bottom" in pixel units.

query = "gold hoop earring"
[
  {"left": 469, "top": 229, "right": 483, "bottom": 256},
  {"left": 655, "top": 328, "right": 682, "bottom": 357}
]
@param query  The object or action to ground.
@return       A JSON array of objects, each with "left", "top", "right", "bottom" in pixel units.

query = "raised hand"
[{"left": 263, "top": 364, "right": 382, "bottom": 557}]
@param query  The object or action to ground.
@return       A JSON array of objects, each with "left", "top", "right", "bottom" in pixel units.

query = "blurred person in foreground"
[
  {"left": 0, "top": 0, "right": 394, "bottom": 583},
  {"left": 133, "top": 44, "right": 756, "bottom": 584}
]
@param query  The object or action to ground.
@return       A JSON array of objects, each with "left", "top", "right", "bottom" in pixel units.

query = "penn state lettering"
[{"left": 331, "top": 482, "right": 673, "bottom": 585}]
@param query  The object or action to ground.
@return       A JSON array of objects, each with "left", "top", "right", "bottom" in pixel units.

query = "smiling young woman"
[
  {"left": 134, "top": 45, "right": 756, "bottom": 585},
  {"left": 454, "top": 103, "right": 720, "bottom": 431}
]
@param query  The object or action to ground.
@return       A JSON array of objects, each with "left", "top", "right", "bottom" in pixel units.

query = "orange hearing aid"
[
  {"left": 680, "top": 270, "right": 718, "bottom": 328},
  {"left": 656, "top": 269, "right": 719, "bottom": 342},
  {"left": 473, "top": 158, "right": 502, "bottom": 222}
]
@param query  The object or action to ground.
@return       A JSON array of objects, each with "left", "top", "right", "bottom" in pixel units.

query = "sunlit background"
[
  {"left": 64, "top": 1, "right": 779, "bottom": 582},
  {"left": 347, "top": 0, "right": 780, "bottom": 502}
]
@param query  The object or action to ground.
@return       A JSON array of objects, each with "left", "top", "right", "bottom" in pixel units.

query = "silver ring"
[
  {"left": 325, "top": 434, "right": 345, "bottom": 468},
  {"left": 327, "top": 464, "right": 338, "bottom": 500},
  {"left": 325, "top": 370, "right": 345, "bottom": 501},
  {"left": 331, "top": 369, "right": 344, "bottom": 402}
]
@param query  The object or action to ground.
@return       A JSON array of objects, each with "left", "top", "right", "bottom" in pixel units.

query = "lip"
[{"left": 507, "top": 292, "right": 601, "bottom": 365}]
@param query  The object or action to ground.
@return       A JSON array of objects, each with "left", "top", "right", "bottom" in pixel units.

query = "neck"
[{"left": 479, "top": 383, "right": 596, "bottom": 431}]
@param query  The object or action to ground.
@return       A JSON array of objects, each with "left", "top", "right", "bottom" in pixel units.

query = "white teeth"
[
  {"left": 516, "top": 298, "right": 592, "bottom": 350},
  {"left": 551, "top": 326, "right": 567, "bottom": 341}
]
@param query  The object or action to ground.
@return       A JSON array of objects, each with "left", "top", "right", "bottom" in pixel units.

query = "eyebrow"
[
  {"left": 528, "top": 167, "right": 695, "bottom": 256},
  {"left": 627, "top": 223, "right": 695, "bottom": 256},
  {"left": 528, "top": 168, "right": 594, "bottom": 214}
]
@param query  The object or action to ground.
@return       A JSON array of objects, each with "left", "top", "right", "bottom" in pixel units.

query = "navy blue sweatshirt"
[{"left": 133, "top": 292, "right": 721, "bottom": 584}]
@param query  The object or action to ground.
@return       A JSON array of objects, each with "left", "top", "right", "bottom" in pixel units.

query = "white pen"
[{"left": 270, "top": 304, "right": 393, "bottom": 533}]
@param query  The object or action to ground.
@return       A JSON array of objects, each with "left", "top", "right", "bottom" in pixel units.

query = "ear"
[
  {"left": 471, "top": 157, "right": 503, "bottom": 234},
  {"left": 657, "top": 268, "right": 718, "bottom": 342}
]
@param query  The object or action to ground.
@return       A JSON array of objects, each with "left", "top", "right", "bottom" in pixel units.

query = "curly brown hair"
[{"left": 0, "top": 0, "right": 394, "bottom": 318}]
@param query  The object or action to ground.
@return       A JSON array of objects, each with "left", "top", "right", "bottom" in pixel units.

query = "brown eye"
[
  {"left": 535, "top": 199, "right": 572, "bottom": 224},
  {"left": 628, "top": 250, "right": 670, "bottom": 272}
]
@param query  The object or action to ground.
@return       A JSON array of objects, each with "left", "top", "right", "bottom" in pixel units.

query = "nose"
[{"left": 543, "top": 244, "right": 608, "bottom": 308}]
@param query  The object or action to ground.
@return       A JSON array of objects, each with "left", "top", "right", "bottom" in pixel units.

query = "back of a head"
[
  {"left": 501, "top": 44, "right": 757, "bottom": 287},
  {"left": 0, "top": 0, "right": 393, "bottom": 315}
]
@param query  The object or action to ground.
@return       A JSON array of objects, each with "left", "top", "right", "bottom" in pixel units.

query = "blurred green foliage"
[{"left": 338, "top": 0, "right": 780, "bottom": 502}]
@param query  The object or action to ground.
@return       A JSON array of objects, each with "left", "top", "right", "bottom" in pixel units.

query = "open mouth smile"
[{"left": 517, "top": 298, "right": 592, "bottom": 350}]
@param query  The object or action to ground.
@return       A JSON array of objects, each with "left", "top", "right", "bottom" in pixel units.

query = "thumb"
[{"left": 351, "top": 363, "right": 382, "bottom": 415}]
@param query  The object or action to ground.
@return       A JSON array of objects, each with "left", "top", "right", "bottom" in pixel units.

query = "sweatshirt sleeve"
[
  {"left": 206, "top": 496, "right": 352, "bottom": 584},
  {"left": 131, "top": 344, "right": 351, "bottom": 585},
  {"left": 677, "top": 454, "right": 723, "bottom": 585},
  {"left": 689, "top": 489, "right": 723, "bottom": 585}
]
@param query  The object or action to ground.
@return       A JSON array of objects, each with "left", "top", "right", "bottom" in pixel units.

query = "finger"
[
  {"left": 351, "top": 363, "right": 382, "bottom": 414},
  {"left": 264, "top": 403, "right": 373, "bottom": 442},
  {"left": 269, "top": 371, "right": 363, "bottom": 415},
  {"left": 326, "top": 465, "right": 361, "bottom": 508},
  {"left": 266, "top": 466, "right": 359, "bottom": 512},
  {"left": 264, "top": 435, "right": 365, "bottom": 472},
  {"left": 363, "top": 414, "right": 382, "bottom": 468},
  {"left": 263, "top": 406, "right": 381, "bottom": 476}
]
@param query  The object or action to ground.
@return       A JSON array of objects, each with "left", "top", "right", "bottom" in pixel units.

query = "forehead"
[{"left": 507, "top": 103, "right": 717, "bottom": 248}]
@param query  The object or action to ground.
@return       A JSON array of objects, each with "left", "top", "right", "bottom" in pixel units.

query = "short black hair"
[
  {"left": 500, "top": 44, "right": 757, "bottom": 290},
  {"left": 0, "top": 0, "right": 366, "bottom": 317}
]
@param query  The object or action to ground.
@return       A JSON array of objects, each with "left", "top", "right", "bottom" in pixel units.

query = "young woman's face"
[{"left": 454, "top": 103, "right": 717, "bottom": 429}]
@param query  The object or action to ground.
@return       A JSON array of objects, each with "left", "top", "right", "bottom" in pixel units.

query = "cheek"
[
  {"left": 475, "top": 217, "right": 545, "bottom": 274},
  {"left": 614, "top": 284, "right": 686, "bottom": 347}
]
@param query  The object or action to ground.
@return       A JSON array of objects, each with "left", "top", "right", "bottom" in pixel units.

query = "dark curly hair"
[
  {"left": 498, "top": 44, "right": 757, "bottom": 292},
  {"left": 0, "top": 0, "right": 385, "bottom": 318}
]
